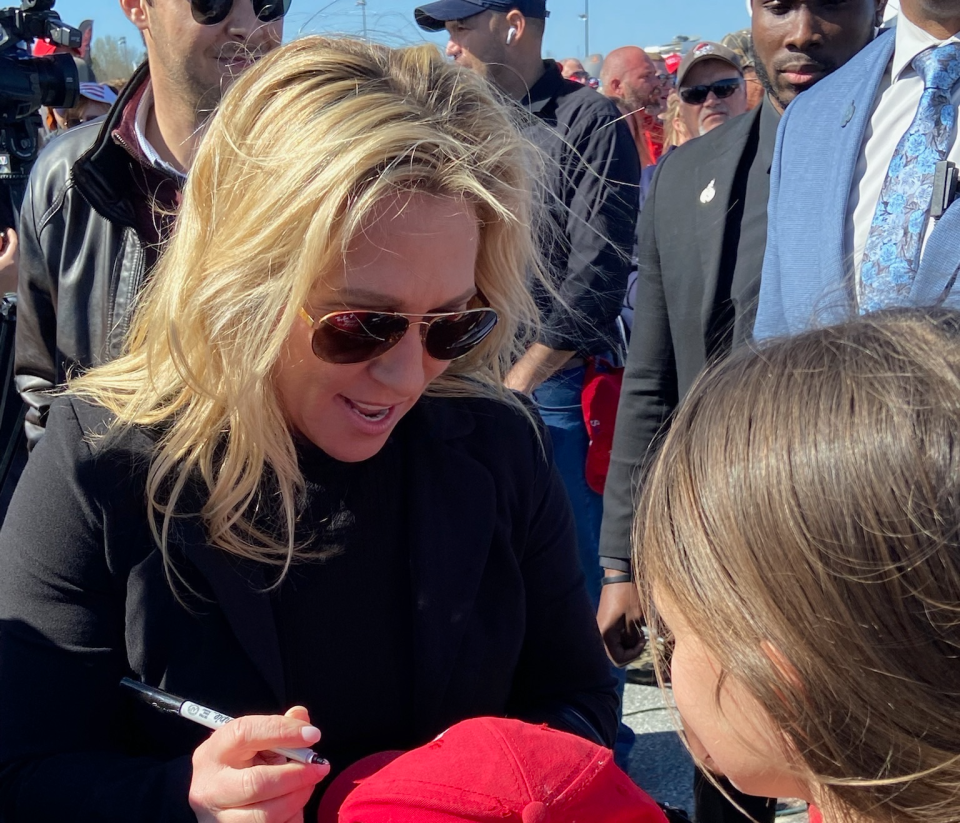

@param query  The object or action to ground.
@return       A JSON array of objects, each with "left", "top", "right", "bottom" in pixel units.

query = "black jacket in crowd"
[
  {"left": 15, "top": 62, "right": 181, "bottom": 447},
  {"left": 600, "top": 101, "right": 777, "bottom": 566},
  {"left": 522, "top": 61, "right": 640, "bottom": 356}
]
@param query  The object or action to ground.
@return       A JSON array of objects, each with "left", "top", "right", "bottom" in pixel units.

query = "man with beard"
[
  {"left": 14, "top": 0, "right": 284, "bottom": 446},
  {"left": 598, "top": 2, "right": 883, "bottom": 821},
  {"left": 600, "top": 46, "right": 669, "bottom": 167},
  {"left": 756, "top": 0, "right": 960, "bottom": 338}
]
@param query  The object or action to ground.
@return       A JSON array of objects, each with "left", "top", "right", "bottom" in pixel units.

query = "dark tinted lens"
[
  {"left": 312, "top": 312, "right": 409, "bottom": 364},
  {"left": 189, "top": 0, "right": 288, "bottom": 24},
  {"left": 253, "top": 0, "right": 290, "bottom": 21},
  {"left": 190, "top": 0, "right": 233, "bottom": 24},
  {"left": 424, "top": 309, "right": 498, "bottom": 360},
  {"left": 679, "top": 78, "right": 741, "bottom": 105},
  {"left": 711, "top": 79, "right": 741, "bottom": 99},
  {"left": 679, "top": 86, "right": 705, "bottom": 105}
]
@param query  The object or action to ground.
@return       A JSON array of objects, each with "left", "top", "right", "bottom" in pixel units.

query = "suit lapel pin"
[
  {"left": 842, "top": 102, "right": 856, "bottom": 127},
  {"left": 700, "top": 179, "right": 716, "bottom": 204}
]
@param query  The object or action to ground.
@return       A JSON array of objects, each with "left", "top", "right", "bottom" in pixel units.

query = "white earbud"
[{"left": 505, "top": 26, "right": 517, "bottom": 45}]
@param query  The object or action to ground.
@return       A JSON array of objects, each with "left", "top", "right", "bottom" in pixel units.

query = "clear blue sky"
[{"left": 50, "top": 0, "right": 751, "bottom": 61}]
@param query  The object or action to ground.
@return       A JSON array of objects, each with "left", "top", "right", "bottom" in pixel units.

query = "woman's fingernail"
[{"left": 301, "top": 725, "right": 322, "bottom": 744}]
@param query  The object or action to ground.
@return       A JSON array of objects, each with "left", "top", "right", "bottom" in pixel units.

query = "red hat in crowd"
[
  {"left": 664, "top": 53, "right": 683, "bottom": 75},
  {"left": 318, "top": 717, "right": 668, "bottom": 823}
]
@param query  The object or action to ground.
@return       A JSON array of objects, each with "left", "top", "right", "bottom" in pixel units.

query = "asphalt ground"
[{"left": 620, "top": 666, "right": 696, "bottom": 814}]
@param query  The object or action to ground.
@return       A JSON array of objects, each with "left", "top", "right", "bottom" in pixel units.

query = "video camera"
[{"left": 0, "top": 0, "right": 81, "bottom": 222}]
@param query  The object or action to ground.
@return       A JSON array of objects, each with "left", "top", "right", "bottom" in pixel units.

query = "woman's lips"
[{"left": 337, "top": 395, "right": 399, "bottom": 435}]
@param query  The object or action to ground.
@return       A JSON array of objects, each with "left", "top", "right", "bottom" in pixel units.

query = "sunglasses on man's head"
[
  {"left": 188, "top": 0, "right": 289, "bottom": 25},
  {"left": 679, "top": 77, "right": 742, "bottom": 106},
  {"left": 298, "top": 305, "right": 499, "bottom": 365}
]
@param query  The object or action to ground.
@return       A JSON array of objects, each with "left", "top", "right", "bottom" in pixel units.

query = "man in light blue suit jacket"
[{"left": 756, "top": 2, "right": 960, "bottom": 340}]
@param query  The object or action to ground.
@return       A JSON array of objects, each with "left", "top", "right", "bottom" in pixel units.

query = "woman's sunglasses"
[
  {"left": 298, "top": 306, "right": 499, "bottom": 365},
  {"left": 188, "top": 0, "right": 290, "bottom": 25},
  {"left": 678, "top": 77, "right": 742, "bottom": 106}
]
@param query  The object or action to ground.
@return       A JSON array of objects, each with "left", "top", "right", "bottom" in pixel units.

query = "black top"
[
  {"left": 273, "top": 434, "right": 416, "bottom": 768},
  {"left": 600, "top": 100, "right": 780, "bottom": 563},
  {"left": 0, "top": 393, "right": 617, "bottom": 822},
  {"left": 521, "top": 61, "right": 641, "bottom": 356}
]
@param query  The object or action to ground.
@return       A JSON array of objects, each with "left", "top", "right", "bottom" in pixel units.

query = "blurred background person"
[
  {"left": 560, "top": 56, "right": 586, "bottom": 80},
  {"left": 50, "top": 82, "right": 118, "bottom": 133},
  {"left": 560, "top": 56, "right": 598, "bottom": 88},
  {"left": 676, "top": 42, "right": 747, "bottom": 138},
  {"left": 600, "top": 45, "right": 668, "bottom": 168},
  {"left": 661, "top": 92, "right": 691, "bottom": 150},
  {"left": 722, "top": 28, "right": 765, "bottom": 110}
]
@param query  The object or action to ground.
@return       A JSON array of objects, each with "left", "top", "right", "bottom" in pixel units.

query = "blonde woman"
[
  {"left": 661, "top": 91, "right": 691, "bottom": 150},
  {"left": 636, "top": 309, "right": 960, "bottom": 823},
  {"left": 0, "top": 37, "right": 617, "bottom": 822}
]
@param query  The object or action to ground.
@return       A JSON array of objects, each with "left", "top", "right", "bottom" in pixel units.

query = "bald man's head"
[
  {"left": 600, "top": 45, "right": 667, "bottom": 117},
  {"left": 561, "top": 57, "right": 586, "bottom": 77}
]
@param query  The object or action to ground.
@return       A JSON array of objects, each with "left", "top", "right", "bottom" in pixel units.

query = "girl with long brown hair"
[{"left": 637, "top": 309, "right": 960, "bottom": 823}]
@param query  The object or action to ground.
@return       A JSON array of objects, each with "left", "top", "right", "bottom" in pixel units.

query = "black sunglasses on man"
[
  {"left": 678, "top": 77, "right": 742, "bottom": 106},
  {"left": 189, "top": 0, "right": 290, "bottom": 25}
]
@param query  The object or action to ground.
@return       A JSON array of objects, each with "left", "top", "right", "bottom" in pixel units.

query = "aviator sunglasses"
[
  {"left": 188, "top": 0, "right": 290, "bottom": 25},
  {"left": 298, "top": 305, "right": 500, "bottom": 365},
  {"left": 678, "top": 77, "right": 742, "bottom": 106}
]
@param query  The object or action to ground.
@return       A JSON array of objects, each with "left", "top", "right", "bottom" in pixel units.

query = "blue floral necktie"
[{"left": 859, "top": 42, "right": 960, "bottom": 314}]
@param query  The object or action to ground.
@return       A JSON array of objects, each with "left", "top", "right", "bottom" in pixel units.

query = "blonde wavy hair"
[
  {"left": 661, "top": 91, "right": 689, "bottom": 149},
  {"left": 69, "top": 36, "right": 543, "bottom": 573},
  {"left": 636, "top": 309, "right": 960, "bottom": 823}
]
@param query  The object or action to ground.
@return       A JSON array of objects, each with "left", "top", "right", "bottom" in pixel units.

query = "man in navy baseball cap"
[{"left": 414, "top": 0, "right": 547, "bottom": 33}]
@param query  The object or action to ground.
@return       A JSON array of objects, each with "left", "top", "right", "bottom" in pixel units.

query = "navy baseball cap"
[{"left": 414, "top": 0, "right": 548, "bottom": 31}]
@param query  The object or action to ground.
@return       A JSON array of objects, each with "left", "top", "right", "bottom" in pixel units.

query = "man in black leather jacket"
[{"left": 15, "top": 0, "right": 284, "bottom": 447}]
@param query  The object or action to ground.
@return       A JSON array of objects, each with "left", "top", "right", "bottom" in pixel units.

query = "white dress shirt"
[{"left": 845, "top": 14, "right": 960, "bottom": 284}]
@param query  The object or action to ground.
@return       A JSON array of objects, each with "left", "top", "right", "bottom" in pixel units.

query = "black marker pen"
[{"left": 120, "top": 678, "right": 327, "bottom": 766}]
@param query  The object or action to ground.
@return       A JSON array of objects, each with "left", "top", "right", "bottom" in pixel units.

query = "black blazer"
[
  {"left": 0, "top": 394, "right": 617, "bottom": 822},
  {"left": 600, "top": 105, "right": 768, "bottom": 562}
]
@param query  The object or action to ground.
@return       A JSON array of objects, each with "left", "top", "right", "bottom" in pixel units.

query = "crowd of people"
[{"left": 0, "top": 0, "right": 959, "bottom": 821}]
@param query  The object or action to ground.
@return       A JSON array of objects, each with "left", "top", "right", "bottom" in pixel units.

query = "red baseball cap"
[{"left": 319, "top": 717, "right": 668, "bottom": 823}]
